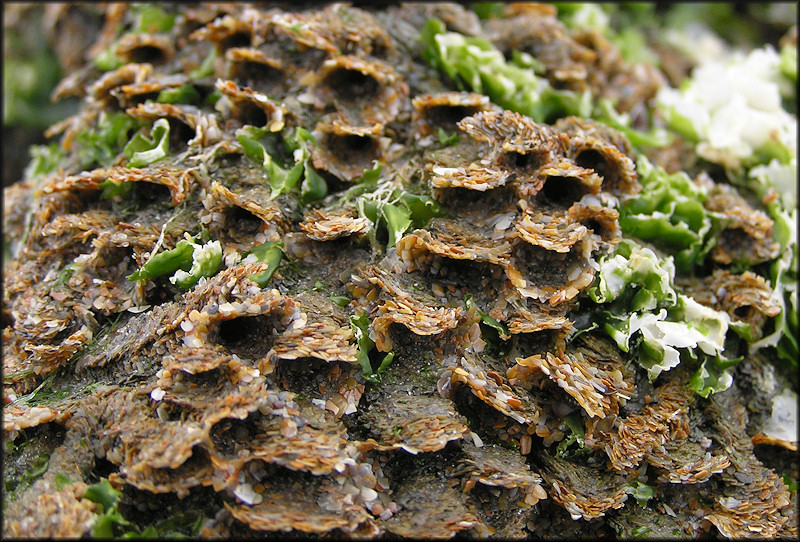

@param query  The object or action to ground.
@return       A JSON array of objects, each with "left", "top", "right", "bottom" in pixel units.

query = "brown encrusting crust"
[
  {"left": 677, "top": 268, "right": 782, "bottom": 342},
  {"left": 702, "top": 382, "right": 794, "bottom": 538},
  {"left": 703, "top": 182, "right": 782, "bottom": 266},
  {"left": 585, "top": 368, "right": 697, "bottom": 472},
  {"left": 2, "top": 479, "right": 99, "bottom": 538},
  {"left": 299, "top": 209, "right": 370, "bottom": 240},
  {"left": 3, "top": 2, "right": 796, "bottom": 539}
]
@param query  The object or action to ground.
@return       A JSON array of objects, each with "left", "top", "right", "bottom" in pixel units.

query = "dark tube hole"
[
  {"left": 536, "top": 176, "right": 587, "bottom": 208},
  {"left": 168, "top": 118, "right": 196, "bottom": 149},
  {"left": 216, "top": 314, "right": 285, "bottom": 360},
  {"left": 210, "top": 418, "right": 255, "bottom": 457},
  {"left": 324, "top": 133, "right": 378, "bottom": 165},
  {"left": 231, "top": 61, "right": 285, "bottom": 96},
  {"left": 575, "top": 149, "right": 621, "bottom": 191},
  {"left": 221, "top": 32, "right": 252, "bottom": 50},
  {"left": 127, "top": 45, "right": 167, "bottom": 65},
  {"left": 584, "top": 219, "right": 605, "bottom": 238},
  {"left": 324, "top": 68, "right": 379, "bottom": 103},
  {"left": 233, "top": 101, "right": 268, "bottom": 127},
  {"left": 425, "top": 105, "right": 479, "bottom": 130},
  {"left": 225, "top": 205, "right": 264, "bottom": 239},
  {"left": 132, "top": 182, "right": 172, "bottom": 207},
  {"left": 500, "top": 151, "right": 543, "bottom": 175}
]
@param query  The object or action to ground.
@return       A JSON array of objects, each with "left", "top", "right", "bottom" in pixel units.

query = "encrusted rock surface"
[{"left": 3, "top": 3, "right": 796, "bottom": 539}]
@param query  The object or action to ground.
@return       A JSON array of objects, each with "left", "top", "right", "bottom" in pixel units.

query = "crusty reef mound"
[{"left": 3, "top": 3, "right": 796, "bottom": 538}]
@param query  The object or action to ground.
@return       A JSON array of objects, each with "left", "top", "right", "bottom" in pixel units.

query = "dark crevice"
[
  {"left": 323, "top": 68, "right": 379, "bottom": 103},
  {"left": 173, "top": 445, "right": 212, "bottom": 475},
  {"left": 513, "top": 328, "right": 564, "bottom": 359},
  {"left": 535, "top": 176, "right": 589, "bottom": 208},
  {"left": 119, "top": 484, "right": 219, "bottom": 536},
  {"left": 90, "top": 456, "right": 119, "bottom": 482},
  {"left": 209, "top": 416, "right": 258, "bottom": 458},
  {"left": 211, "top": 150, "right": 244, "bottom": 170},
  {"left": 2, "top": 307, "right": 15, "bottom": 329},
  {"left": 583, "top": 218, "right": 602, "bottom": 235},
  {"left": 500, "top": 150, "right": 544, "bottom": 175},
  {"left": 322, "top": 133, "right": 379, "bottom": 167},
  {"left": 575, "top": 150, "right": 607, "bottom": 177},
  {"left": 434, "top": 185, "right": 516, "bottom": 217},
  {"left": 231, "top": 101, "right": 268, "bottom": 127},
  {"left": 449, "top": 385, "right": 503, "bottom": 446},
  {"left": 95, "top": 245, "right": 134, "bottom": 269},
  {"left": 224, "top": 205, "right": 265, "bottom": 241},
  {"left": 229, "top": 61, "right": 285, "bottom": 96},
  {"left": 180, "top": 368, "right": 225, "bottom": 390},
  {"left": 167, "top": 118, "right": 195, "bottom": 151},
  {"left": 575, "top": 149, "right": 621, "bottom": 191},
  {"left": 582, "top": 217, "right": 611, "bottom": 241},
  {"left": 127, "top": 46, "right": 167, "bottom": 65},
  {"left": 125, "top": 91, "right": 161, "bottom": 107},
  {"left": 144, "top": 279, "right": 185, "bottom": 306},
  {"left": 215, "top": 313, "right": 286, "bottom": 361},
  {"left": 512, "top": 242, "right": 574, "bottom": 290},
  {"left": 315, "top": 169, "right": 348, "bottom": 194},
  {"left": 273, "top": 356, "right": 337, "bottom": 396},
  {"left": 131, "top": 182, "right": 173, "bottom": 208},
  {"left": 221, "top": 32, "right": 252, "bottom": 51},
  {"left": 424, "top": 105, "right": 480, "bottom": 131},
  {"left": 153, "top": 399, "right": 197, "bottom": 423},
  {"left": 218, "top": 316, "right": 265, "bottom": 346},
  {"left": 381, "top": 438, "right": 464, "bottom": 482}
]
